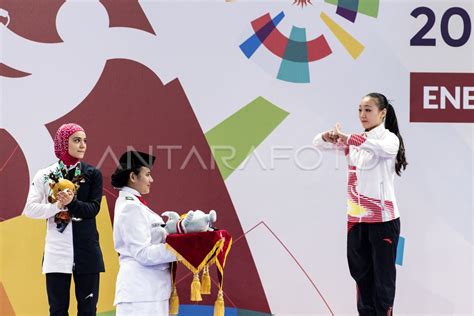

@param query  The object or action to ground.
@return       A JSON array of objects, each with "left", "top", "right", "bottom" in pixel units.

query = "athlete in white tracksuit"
[{"left": 313, "top": 93, "right": 408, "bottom": 316}]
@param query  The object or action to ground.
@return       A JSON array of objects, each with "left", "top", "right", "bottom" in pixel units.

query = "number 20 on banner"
[{"left": 410, "top": 7, "right": 471, "bottom": 47}]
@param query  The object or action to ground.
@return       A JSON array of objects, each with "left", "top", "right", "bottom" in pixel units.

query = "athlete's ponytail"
[{"left": 366, "top": 93, "right": 408, "bottom": 176}]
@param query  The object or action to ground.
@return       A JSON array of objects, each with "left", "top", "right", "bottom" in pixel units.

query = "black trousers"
[
  {"left": 347, "top": 219, "right": 400, "bottom": 316},
  {"left": 45, "top": 272, "right": 100, "bottom": 316}
]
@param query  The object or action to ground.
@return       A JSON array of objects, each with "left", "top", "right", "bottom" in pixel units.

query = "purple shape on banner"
[{"left": 336, "top": 6, "right": 357, "bottom": 23}]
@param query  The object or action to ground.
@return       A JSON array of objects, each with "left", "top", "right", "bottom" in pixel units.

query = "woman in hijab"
[{"left": 24, "top": 123, "right": 105, "bottom": 316}]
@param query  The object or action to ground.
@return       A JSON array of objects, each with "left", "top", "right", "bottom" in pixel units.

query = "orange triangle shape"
[{"left": 0, "top": 282, "right": 15, "bottom": 316}]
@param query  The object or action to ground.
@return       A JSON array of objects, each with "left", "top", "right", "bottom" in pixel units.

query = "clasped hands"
[
  {"left": 56, "top": 189, "right": 74, "bottom": 210},
  {"left": 322, "top": 123, "right": 349, "bottom": 144}
]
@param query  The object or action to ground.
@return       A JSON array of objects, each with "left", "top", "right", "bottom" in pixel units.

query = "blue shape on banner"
[
  {"left": 240, "top": 11, "right": 285, "bottom": 58},
  {"left": 338, "top": 0, "right": 359, "bottom": 11},
  {"left": 336, "top": 6, "right": 358, "bottom": 22},
  {"left": 178, "top": 305, "right": 237, "bottom": 316},
  {"left": 277, "top": 26, "right": 310, "bottom": 83},
  {"left": 240, "top": 33, "right": 263, "bottom": 59},
  {"left": 396, "top": 236, "right": 405, "bottom": 266}
]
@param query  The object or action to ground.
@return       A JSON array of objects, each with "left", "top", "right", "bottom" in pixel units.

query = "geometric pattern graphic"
[
  {"left": 240, "top": 11, "right": 331, "bottom": 83},
  {"left": 240, "top": 11, "right": 332, "bottom": 62},
  {"left": 240, "top": 1, "right": 379, "bottom": 83},
  {"left": 205, "top": 96, "right": 289, "bottom": 180},
  {"left": 278, "top": 26, "right": 311, "bottom": 83},
  {"left": 396, "top": 236, "right": 405, "bottom": 266},
  {"left": 320, "top": 12, "right": 365, "bottom": 60},
  {"left": 325, "top": 0, "right": 379, "bottom": 22}
]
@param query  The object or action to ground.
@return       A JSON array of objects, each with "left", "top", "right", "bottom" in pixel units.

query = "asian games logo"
[{"left": 240, "top": 0, "right": 380, "bottom": 83}]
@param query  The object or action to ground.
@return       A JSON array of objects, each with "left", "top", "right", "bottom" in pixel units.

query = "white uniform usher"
[{"left": 113, "top": 186, "right": 176, "bottom": 314}]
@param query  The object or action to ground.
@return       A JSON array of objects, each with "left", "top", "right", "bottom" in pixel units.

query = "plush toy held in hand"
[
  {"left": 47, "top": 173, "right": 83, "bottom": 232},
  {"left": 48, "top": 178, "right": 78, "bottom": 204},
  {"left": 162, "top": 210, "right": 217, "bottom": 234}
]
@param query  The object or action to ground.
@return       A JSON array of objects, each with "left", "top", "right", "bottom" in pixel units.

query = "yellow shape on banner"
[
  {"left": 0, "top": 214, "right": 49, "bottom": 314},
  {"left": 320, "top": 12, "right": 364, "bottom": 59},
  {"left": 93, "top": 196, "right": 119, "bottom": 313},
  {"left": 347, "top": 199, "right": 368, "bottom": 217},
  {"left": 0, "top": 196, "right": 118, "bottom": 315}
]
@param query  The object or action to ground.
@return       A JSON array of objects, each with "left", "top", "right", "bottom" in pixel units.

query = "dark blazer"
[{"left": 67, "top": 162, "right": 105, "bottom": 274}]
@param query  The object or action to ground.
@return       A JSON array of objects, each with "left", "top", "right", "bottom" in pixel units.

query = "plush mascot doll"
[
  {"left": 161, "top": 210, "right": 217, "bottom": 234},
  {"left": 48, "top": 173, "right": 83, "bottom": 232}
]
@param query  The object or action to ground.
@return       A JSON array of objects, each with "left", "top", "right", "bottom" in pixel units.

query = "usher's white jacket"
[{"left": 113, "top": 186, "right": 176, "bottom": 305}]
